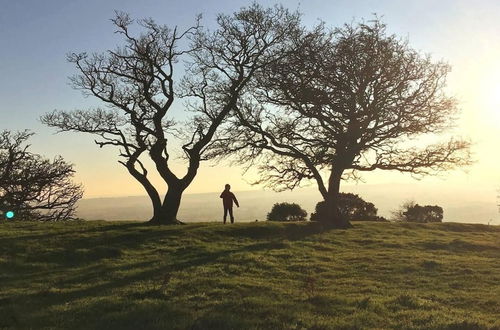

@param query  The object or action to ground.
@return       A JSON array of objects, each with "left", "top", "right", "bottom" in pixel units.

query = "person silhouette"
[{"left": 220, "top": 184, "right": 239, "bottom": 224}]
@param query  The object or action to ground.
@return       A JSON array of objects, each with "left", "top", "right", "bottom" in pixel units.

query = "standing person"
[{"left": 220, "top": 184, "right": 239, "bottom": 224}]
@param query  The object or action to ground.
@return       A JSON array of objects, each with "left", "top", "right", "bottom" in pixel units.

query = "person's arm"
[
  {"left": 220, "top": 191, "right": 224, "bottom": 198},
  {"left": 232, "top": 193, "right": 239, "bottom": 207}
]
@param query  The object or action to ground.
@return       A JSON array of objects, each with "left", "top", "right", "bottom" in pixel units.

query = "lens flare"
[{"left": 5, "top": 211, "right": 14, "bottom": 219}]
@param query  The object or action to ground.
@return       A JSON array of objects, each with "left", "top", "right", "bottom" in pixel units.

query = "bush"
[
  {"left": 310, "top": 193, "right": 385, "bottom": 222},
  {"left": 392, "top": 201, "right": 443, "bottom": 223},
  {"left": 391, "top": 200, "right": 415, "bottom": 222},
  {"left": 404, "top": 204, "right": 443, "bottom": 223},
  {"left": 267, "top": 202, "right": 307, "bottom": 221}
]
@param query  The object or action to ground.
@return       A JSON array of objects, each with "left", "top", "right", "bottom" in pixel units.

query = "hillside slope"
[{"left": 0, "top": 221, "right": 499, "bottom": 329}]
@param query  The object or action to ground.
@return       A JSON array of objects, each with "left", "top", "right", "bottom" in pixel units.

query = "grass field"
[{"left": 0, "top": 220, "right": 499, "bottom": 329}]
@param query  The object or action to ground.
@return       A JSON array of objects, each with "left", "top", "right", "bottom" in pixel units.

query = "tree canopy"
[
  {"left": 267, "top": 202, "right": 307, "bottom": 221},
  {"left": 209, "top": 19, "right": 471, "bottom": 227},
  {"left": 0, "top": 130, "right": 83, "bottom": 221},
  {"left": 42, "top": 4, "right": 301, "bottom": 224},
  {"left": 403, "top": 203, "right": 443, "bottom": 223},
  {"left": 310, "top": 193, "right": 384, "bottom": 222}
]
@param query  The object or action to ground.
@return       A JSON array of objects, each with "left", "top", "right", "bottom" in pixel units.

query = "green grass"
[{"left": 0, "top": 220, "right": 499, "bottom": 329}]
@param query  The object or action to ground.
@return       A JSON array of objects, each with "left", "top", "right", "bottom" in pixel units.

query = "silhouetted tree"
[
  {"left": 403, "top": 204, "right": 443, "bottom": 223},
  {"left": 42, "top": 5, "right": 301, "bottom": 224},
  {"left": 0, "top": 130, "right": 83, "bottom": 221},
  {"left": 267, "top": 202, "right": 307, "bottom": 221},
  {"left": 391, "top": 200, "right": 416, "bottom": 222},
  {"left": 210, "top": 19, "right": 471, "bottom": 228},
  {"left": 310, "top": 193, "right": 384, "bottom": 222}
]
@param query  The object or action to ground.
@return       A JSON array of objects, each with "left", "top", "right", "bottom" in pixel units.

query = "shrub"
[
  {"left": 310, "top": 193, "right": 385, "bottom": 222},
  {"left": 392, "top": 201, "right": 443, "bottom": 223},
  {"left": 391, "top": 200, "right": 416, "bottom": 222},
  {"left": 267, "top": 202, "right": 307, "bottom": 221},
  {"left": 404, "top": 204, "right": 443, "bottom": 223}
]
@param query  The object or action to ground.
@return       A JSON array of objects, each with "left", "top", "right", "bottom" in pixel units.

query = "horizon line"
[{"left": 80, "top": 182, "right": 495, "bottom": 200}]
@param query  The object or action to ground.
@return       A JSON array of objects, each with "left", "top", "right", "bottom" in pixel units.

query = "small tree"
[
  {"left": 267, "top": 202, "right": 307, "bottom": 221},
  {"left": 311, "top": 193, "right": 383, "bottom": 222},
  {"left": 391, "top": 200, "right": 416, "bottom": 222},
  {"left": 392, "top": 201, "right": 443, "bottom": 223},
  {"left": 210, "top": 19, "right": 471, "bottom": 228},
  {"left": 404, "top": 204, "right": 443, "bottom": 223},
  {"left": 0, "top": 130, "right": 83, "bottom": 221},
  {"left": 42, "top": 5, "right": 300, "bottom": 224}
]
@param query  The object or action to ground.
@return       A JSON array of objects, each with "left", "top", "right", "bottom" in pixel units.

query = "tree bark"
[
  {"left": 149, "top": 185, "right": 184, "bottom": 225},
  {"left": 323, "top": 165, "right": 352, "bottom": 228}
]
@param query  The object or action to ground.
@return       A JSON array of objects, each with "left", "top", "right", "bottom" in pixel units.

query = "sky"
[{"left": 1, "top": 0, "right": 499, "bottom": 207}]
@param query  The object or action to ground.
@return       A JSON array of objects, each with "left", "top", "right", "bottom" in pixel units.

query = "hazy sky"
[{"left": 1, "top": 0, "right": 499, "bottom": 199}]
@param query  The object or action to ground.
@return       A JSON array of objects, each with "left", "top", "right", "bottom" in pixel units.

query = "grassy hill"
[{"left": 0, "top": 221, "right": 499, "bottom": 329}]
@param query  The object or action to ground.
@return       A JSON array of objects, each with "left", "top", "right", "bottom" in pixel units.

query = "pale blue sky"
[{"left": 1, "top": 0, "right": 499, "bottom": 198}]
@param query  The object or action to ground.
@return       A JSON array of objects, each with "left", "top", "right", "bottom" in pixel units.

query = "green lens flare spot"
[{"left": 5, "top": 211, "right": 14, "bottom": 219}]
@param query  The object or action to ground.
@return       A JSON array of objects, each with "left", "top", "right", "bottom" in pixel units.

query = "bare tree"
[
  {"left": 390, "top": 200, "right": 416, "bottom": 222},
  {"left": 0, "top": 130, "right": 83, "bottom": 221},
  {"left": 42, "top": 5, "right": 300, "bottom": 224},
  {"left": 211, "top": 19, "right": 471, "bottom": 228}
]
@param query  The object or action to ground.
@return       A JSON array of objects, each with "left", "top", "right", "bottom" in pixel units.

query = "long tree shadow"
[
  {"left": 2, "top": 243, "right": 290, "bottom": 328},
  {"left": 0, "top": 221, "right": 340, "bottom": 328},
  {"left": 214, "top": 221, "right": 333, "bottom": 241}
]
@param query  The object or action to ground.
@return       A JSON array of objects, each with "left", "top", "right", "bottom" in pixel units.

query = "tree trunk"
[
  {"left": 322, "top": 166, "right": 352, "bottom": 228},
  {"left": 149, "top": 185, "right": 184, "bottom": 225}
]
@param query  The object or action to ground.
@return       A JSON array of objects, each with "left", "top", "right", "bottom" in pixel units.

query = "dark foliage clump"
[
  {"left": 403, "top": 204, "right": 443, "bottom": 223},
  {"left": 267, "top": 202, "right": 307, "bottom": 221},
  {"left": 392, "top": 201, "right": 443, "bottom": 223},
  {"left": 311, "top": 193, "right": 386, "bottom": 222}
]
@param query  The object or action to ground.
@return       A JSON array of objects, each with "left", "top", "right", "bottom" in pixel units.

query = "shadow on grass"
[
  {"left": 0, "top": 221, "right": 337, "bottom": 328},
  {"left": 1, "top": 221, "right": 499, "bottom": 329},
  {"left": 399, "top": 222, "right": 500, "bottom": 233},
  {"left": 216, "top": 221, "right": 332, "bottom": 241},
  {"left": 418, "top": 238, "right": 500, "bottom": 253}
]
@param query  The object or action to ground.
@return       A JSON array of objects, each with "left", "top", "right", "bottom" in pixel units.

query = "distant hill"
[{"left": 77, "top": 183, "right": 500, "bottom": 224}]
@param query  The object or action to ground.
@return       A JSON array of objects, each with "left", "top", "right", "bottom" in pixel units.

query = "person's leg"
[
  {"left": 229, "top": 207, "right": 234, "bottom": 224},
  {"left": 223, "top": 207, "right": 228, "bottom": 224}
]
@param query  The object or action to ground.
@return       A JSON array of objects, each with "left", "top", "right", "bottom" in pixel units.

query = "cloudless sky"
[{"left": 1, "top": 0, "right": 499, "bottom": 200}]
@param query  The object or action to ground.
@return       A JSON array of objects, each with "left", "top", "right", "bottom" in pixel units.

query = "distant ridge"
[{"left": 77, "top": 184, "right": 499, "bottom": 224}]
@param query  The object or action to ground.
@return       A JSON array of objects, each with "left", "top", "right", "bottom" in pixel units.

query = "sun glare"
[
  {"left": 486, "top": 83, "right": 500, "bottom": 120},
  {"left": 464, "top": 63, "right": 500, "bottom": 128},
  {"left": 481, "top": 68, "right": 500, "bottom": 124}
]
